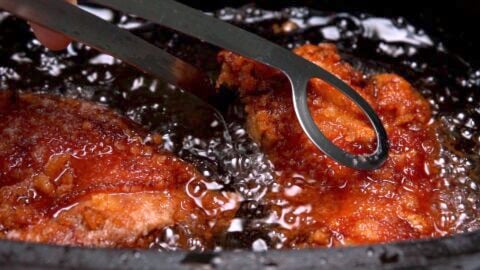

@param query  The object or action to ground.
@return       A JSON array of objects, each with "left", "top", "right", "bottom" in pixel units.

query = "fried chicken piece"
[
  {"left": 217, "top": 44, "right": 445, "bottom": 247},
  {"left": 0, "top": 92, "right": 237, "bottom": 248}
]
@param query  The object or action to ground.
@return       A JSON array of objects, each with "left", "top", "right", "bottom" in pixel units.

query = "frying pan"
[{"left": 1, "top": 0, "right": 480, "bottom": 269}]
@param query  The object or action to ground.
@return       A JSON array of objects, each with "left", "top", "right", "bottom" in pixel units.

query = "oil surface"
[{"left": 0, "top": 5, "right": 479, "bottom": 250}]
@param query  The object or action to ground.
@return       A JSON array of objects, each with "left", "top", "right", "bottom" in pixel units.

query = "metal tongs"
[{"left": 0, "top": 0, "right": 388, "bottom": 170}]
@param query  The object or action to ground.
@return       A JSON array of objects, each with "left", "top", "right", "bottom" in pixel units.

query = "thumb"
[{"left": 30, "top": 0, "right": 77, "bottom": 51}]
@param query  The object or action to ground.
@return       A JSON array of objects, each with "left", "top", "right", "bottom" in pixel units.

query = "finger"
[
  {"left": 30, "top": 23, "right": 72, "bottom": 51},
  {"left": 30, "top": 0, "right": 77, "bottom": 51}
]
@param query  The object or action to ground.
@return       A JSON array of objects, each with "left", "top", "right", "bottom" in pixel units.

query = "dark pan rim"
[{"left": 0, "top": 230, "right": 479, "bottom": 269}]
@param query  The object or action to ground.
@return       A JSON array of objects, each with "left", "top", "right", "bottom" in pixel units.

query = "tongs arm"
[
  {"left": 93, "top": 0, "right": 388, "bottom": 170},
  {"left": 0, "top": 0, "right": 389, "bottom": 170},
  {"left": 0, "top": 0, "right": 211, "bottom": 98}
]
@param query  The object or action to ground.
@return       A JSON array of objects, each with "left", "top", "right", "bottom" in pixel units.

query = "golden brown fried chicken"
[
  {"left": 217, "top": 44, "right": 445, "bottom": 247},
  {"left": 0, "top": 92, "right": 236, "bottom": 248}
]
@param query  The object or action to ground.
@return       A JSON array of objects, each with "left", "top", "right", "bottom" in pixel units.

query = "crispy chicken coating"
[
  {"left": 217, "top": 44, "right": 444, "bottom": 247},
  {"left": 0, "top": 92, "right": 236, "bottom": 248}
]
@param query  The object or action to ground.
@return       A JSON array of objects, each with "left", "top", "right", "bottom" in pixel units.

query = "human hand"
[{"left": 29, "top": 0, "right": 77, "bottom": 51}]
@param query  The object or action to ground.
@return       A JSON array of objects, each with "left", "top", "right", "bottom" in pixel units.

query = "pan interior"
[{"left": 0, "top": 4, "right": 479, "bottom": 250}]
